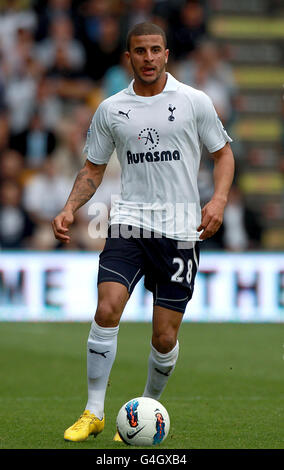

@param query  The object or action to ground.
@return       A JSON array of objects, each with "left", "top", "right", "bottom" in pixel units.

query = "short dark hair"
[{"left": 126, "top": 22, "right": 167, "bottom": 51}]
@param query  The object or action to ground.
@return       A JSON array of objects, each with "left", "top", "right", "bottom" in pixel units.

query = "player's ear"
[
  {"left": 165, "top": 49, "right": 169, "bottom": 64},
  {"left": 125, "top": 51, "right": 130, "bottom": 61}
]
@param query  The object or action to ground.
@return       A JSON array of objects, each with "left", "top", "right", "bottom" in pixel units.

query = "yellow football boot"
[
  {"left": 113, "top": 430, "right": 123, "bottom": 442},
  {"left": 64, "top": 410, "right": 105, "bottom": 442}
]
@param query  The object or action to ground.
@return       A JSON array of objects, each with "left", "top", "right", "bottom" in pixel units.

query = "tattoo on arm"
[
  {"left": 65, "top": 168, "right": 98, "bottom": 212},
  {"left": 87, "top": 178, "right": 97, "bottom": 191}
]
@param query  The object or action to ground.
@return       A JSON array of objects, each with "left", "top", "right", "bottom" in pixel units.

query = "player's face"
[{"left": 126, "top": 35, "right": 169, "bottom": 86}]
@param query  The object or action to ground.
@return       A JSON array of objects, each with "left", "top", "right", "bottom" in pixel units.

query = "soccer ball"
[{"left": 116, "top": 396, "right": 170, "bottom": 446}]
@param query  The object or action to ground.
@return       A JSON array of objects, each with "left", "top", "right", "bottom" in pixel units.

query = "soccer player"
[{"left": 52, "top": 22, "right": 235, "bottom": 442}]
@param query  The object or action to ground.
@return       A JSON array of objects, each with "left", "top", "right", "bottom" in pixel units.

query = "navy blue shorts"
[{"left": 97, "top": 224, "right": 200, "bottom": 313}]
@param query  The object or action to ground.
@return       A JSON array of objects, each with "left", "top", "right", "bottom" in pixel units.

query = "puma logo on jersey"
[{"left": 119, "top": 109, "right": 131, "bottom": 119}]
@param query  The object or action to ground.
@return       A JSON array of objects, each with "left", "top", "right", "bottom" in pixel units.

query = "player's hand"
[
  {"left": 197, "top": 198, "right": 225, "bottom": 240},
  {"left": 52, "top": 210, "right": 74, "bottom": 244}
]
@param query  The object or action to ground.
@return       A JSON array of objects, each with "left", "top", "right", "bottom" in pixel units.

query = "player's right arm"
[{"left": 52, "top": 160, "right": 107, "bottom": 243}]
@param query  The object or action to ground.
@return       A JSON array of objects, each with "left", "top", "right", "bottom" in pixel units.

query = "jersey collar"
[{"left": 126, "top": 72, "right": 180, "bottom": 96}]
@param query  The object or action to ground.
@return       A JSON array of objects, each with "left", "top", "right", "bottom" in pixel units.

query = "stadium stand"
[{"left": 208, "top": 0, "right": 284, "bottom": 249}]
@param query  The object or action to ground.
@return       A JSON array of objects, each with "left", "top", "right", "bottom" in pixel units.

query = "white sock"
[
  {"left": 143, "top": 341, "right": 179, "bottom": 400},
  {"left": 85, "top": 320, "right": 119, "bottom": 420}
]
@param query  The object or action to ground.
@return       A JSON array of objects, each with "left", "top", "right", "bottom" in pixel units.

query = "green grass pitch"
[{"left": 0, "top": 321, "right": 283, "bottom": 449}]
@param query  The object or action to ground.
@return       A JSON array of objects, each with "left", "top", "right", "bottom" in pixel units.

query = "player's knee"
[
  {"left": 152, "top": 332, "right": 177, "bottom": 354},
  {"left": 95, "top": 300, "right": 122, "bottom": 327}
]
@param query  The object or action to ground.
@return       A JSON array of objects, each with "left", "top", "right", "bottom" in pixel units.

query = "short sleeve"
[
  {"left": 84, "top": 102, "right": 115, "bottom": 164},
  {"left": 196, "top": 91, "right": 232, "bottom": 153}
]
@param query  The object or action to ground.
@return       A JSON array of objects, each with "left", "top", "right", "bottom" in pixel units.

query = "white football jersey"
[{"left": 85, "top": 73, "right": 232, "bottom": 241}]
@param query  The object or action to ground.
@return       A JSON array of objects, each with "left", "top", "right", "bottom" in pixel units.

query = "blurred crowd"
[{"left": 0, "top": 0, "right": 263, "bottom": 252}]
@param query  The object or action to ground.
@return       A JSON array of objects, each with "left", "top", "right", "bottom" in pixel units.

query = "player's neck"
[{"left": 133, "top": 72, "right": 167, "bottom": 97}]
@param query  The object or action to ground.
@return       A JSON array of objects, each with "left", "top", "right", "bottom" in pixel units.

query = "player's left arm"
[{"left": 198, "top": 142, "right": 235, "bottom": 240}]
